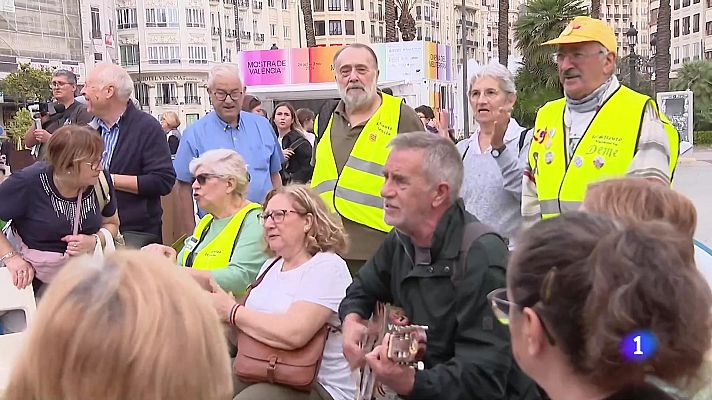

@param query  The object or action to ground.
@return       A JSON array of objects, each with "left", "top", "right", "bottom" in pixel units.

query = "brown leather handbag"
[{"left": 234, "top": 257, "right": 330, "bottom": 392}]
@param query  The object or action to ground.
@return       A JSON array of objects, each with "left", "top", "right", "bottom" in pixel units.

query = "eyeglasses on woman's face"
[
  {"left": 191, "top": 173, "right": 224, "bottom": 186},
  {"left": 257, "top": 209, "right": 304, "bottom": 224},
  {"left": 80, "top": 158, "right": 103, "bottom": 171},
  {"left": 487, "top": 288, "right": 556, "bottom": 345}
]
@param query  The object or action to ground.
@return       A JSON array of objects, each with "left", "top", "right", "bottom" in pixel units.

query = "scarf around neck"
[{"left": 565, "top": 76, "right": 614, "bottom": 114}]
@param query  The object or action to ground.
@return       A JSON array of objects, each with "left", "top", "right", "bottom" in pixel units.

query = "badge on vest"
[
  {"left": 545, "top": 151, "right": 554, "bottom": 164},
  {"left": 184, "top": 236, "right": 199, "bottom": 252},
  {"left": 593, "top": 156, "right": 605, "bottom": 169},
  {"left": 573, "top": 156, "right": 584, "bottom": 168}
]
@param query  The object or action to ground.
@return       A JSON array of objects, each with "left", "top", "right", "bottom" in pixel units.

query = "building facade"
[
  {"left": 115, "top": 0, "right": 301, "bottom": 125},
  {"left": 0, "top": 0, "right": 85, "bottom": 80},
  {"left": 669, "top": 0, "right": 710, "bottom": 71},
  {"left": 81, "top": 0, "right": 119, "bottom": 73}
]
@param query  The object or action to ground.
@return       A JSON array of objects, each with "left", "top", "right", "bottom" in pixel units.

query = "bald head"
[{"left": 90, "top": 63, "right": 134, "bottom": 102}]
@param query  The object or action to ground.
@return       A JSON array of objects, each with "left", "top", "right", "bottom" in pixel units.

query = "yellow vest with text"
[
  {"left": 179, "top": 203, "right": 261, "bottom": 269},
  {"left": 311, "top": 94, "right": 402, "bottom": 233},
  {"left": 530, "top": 86, "right": 679, "bottom": 219}
]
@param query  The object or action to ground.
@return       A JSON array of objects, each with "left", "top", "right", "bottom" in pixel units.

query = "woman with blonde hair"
[
  {"left": 143, "top": 149, "right": 267, "bottom": 295},
  {"left": 4, "top": 250, "right": 233, "bottom": 400},
  {"left": 210, "top": 184, "right": 355, "bottom": 400},
  {"left": 160, "top": 111, "right": 182, "bottom": 157}
]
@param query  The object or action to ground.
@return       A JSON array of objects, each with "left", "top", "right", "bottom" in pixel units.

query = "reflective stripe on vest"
[
  {"left": 311, "top": 94, "right": 402, "bottom": 232},
  {"left": 530, "top": 86, "right": 679, "bottom": 219},
  {"left": 179, "top": 203, "right": 261, "bottom": 270}
]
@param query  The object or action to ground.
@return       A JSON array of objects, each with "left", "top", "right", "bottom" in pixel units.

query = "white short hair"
[
  {"left": 208, "top": 64, "right": 242, "bottom": 90},
  {"left": 189, "top": 149, "right": 249, "bottom": 197},
  {"left": 94, "top": 63, "right": 134, "bottom": 102},
  {"left": 469, "top": 61, "right": 517, "bottom": 95}
]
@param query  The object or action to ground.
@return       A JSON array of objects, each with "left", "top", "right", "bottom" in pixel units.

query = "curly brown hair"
[
  {"left": 262, "top": 184, "right": 348, "bottom": 257},
  {"left": 509, "top": 212, "right": 712, "bottom": 391}
]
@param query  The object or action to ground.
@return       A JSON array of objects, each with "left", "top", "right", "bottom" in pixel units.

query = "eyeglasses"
[
  {"left": 552, "top": 50, "right": 605, "bottom": 64},
  {"left": 469, "top": 88, "right": 501, "bottom": 99},
  {"left": 257, "top": 209, "right": 304, "bottom": 224},
  {"left": 49, "top": 81, "right": 71, "bottom": 89},
  {"left": 213, "top": 90, "right": 243, "bottom": 102},
  {"left": 82, "top": 159, "right": 103, "bottom": 171},
  {"left": 191, "top": 173, "right": 224, "bottom": 185},
  {"left": 487, "top": 288, "right": 557, "bottom": 345}
]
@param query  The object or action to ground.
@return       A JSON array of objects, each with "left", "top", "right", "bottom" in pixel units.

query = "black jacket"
[
  {"left": 91, "top": 102, "right": 175, "bottom": 238},
  {"left": 280, "top": 130, "right": 313, "bottom": 184},
  {"left": 338, "top": 200, "right": 541, "bottom": 400}
]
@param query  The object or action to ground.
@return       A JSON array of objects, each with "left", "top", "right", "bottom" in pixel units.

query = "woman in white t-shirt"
[{"left": 210, "top": 185, "right": 355, "bottom": 400}]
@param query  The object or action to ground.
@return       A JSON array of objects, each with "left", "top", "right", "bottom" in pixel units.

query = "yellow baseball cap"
[{"left": 543, "top": 16, "right": 617, "bottom": 55}]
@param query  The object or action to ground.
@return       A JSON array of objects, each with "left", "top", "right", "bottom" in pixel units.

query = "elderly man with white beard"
[{"left": 311, "top": 43, "right": 424, "bottom": 275}]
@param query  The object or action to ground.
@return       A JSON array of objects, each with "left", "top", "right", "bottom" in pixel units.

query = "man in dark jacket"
[
  {"left": 339, "top": 132, "right": 540, "bottom": 400},
  {"left": 82, "top": 63, "right": 175, "bottom": 246}
]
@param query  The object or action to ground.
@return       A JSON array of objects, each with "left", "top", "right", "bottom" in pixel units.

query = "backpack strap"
[
  {"left": 451, "top": 221, "right": 501, "bottom": 288},
  {"left": 316, "top": 100, "right": 340, "bottom": 142},
  {"left": 518, "top": 128, "right": 531, "bottom": 154}
]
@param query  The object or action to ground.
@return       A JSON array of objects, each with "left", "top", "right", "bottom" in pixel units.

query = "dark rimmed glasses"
[
  {"left": 257, "top": 209, "right": 304, "bottom": 224},
  {"left": 487, "top": 288, "right": 557, "bottom": 345},
  {"left": 213, "top": 90, "right": 243, "bottom": 102}
]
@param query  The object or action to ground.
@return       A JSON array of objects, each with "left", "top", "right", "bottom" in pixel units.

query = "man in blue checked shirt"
[
  {"left": 82, "top": 64, "right": 176, "bottom": 247},
  {"left": 173, "top": 64, "right": 283, "bottom": 237}
]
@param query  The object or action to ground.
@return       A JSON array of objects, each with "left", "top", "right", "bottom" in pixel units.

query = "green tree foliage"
[
  {"left": 512, "top": 0, "right": 587, "bottom": 126},
  {"left": 0, "top": 63, "right": 52, "bottom": 105},
  {"left": 671, "top": 60, "right": 712, "bottom": 131},
  {"left": 6, "top": 108, "right": 33, "bottom": 150}
]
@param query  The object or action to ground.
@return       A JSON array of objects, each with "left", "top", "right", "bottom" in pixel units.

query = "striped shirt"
[
  {"left": 521, "top": 78, "right": 673, "bottom": 226},
  {"left": 94, "top": 117, "right": 121, "bottom": 170}
]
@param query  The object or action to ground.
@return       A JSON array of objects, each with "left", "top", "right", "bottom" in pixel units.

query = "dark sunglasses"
[
  {"left": 191, "top": 173, "right": 223, "bottom": 185},
  {"left": 487, "top": 288, "right": 556, "bottom": 345}
]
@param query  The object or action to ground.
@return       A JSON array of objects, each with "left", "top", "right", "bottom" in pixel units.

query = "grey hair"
[
  {"left": 189, "top": 149, "right": 249, "bottom": 197},
  {"left": 208, "top": 64, "right": 242, "bottom": 90},
  {"left": 94, "top": 63, "right": 134, "bottom": 102},
  {"left": 469, "top": 61, "right": 516, "bottom": 95},
  {"left": 52, "top": 69, "right": 77, "bottom": 85},
  {"left": 388, "top": 132, "right": 463, "bottom": 203}
]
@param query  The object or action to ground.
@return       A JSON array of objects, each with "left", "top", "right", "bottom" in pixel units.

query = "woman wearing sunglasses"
[
  {"left": 489, "top": 212, "right": 712, "bottom": 400},
  {"left": 143, "top": 149, "right": 267, "bottom": 296},
  {"left": 0, "top": 125, "right": 119, "bottom": 293},
  {"left": 210, "top": 185, "right": 355, "bottom": 400}
]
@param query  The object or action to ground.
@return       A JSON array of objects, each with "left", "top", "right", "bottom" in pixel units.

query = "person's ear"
[
  {"left": 303, "top": 213, "right": 314, "bottom": 233},
  {"left": 431, "top": 182, "right": 450, "bottom": 208},
  {"left": 521, "top": 307, "right": 549, "bottom": 356}
]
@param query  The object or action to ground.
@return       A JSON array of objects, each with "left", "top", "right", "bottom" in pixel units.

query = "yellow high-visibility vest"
[
  {"left": 179, "top": 203, "right": 261, "bottom": 269},
  {"left": 311, "top": 94, "right": 402, "bottom": 232},
  {"left": 530, "top": 85, "right": 679, "bottom": 219}
]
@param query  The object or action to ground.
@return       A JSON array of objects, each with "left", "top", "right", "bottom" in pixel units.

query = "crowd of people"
[{"left": 0, "top": 15, "right": 711, "bottom": 400}]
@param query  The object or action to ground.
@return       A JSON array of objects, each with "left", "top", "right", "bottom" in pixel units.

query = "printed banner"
[{"left": 309, "top": 46, "right": 343, "bottom": 83}]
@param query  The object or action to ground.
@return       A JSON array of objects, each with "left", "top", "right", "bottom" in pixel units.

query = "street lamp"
[{"left": 626, "top": 23, "right": 638, "bottom": 90}]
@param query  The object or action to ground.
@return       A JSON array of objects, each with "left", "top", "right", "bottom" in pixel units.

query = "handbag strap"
[
  {"left": 72, "top": 191, "right": 83, "bottom": 236},
  {"left": 240, "top": 257, "right": 282, "bottom": 306}
]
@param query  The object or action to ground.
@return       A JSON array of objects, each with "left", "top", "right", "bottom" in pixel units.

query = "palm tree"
[
  {"left": 671, "top": 60, "right": 712, "bottom": 130},
  {"left": 301, "top": 0, "right": 317, "bottom": 47},
  {"left": 385, "top": 0, "right": 398, "bottom": 41},
  {"left": 396, "top": 0, "right": 416, "bottom": 41},
  {"left": 513, "top": 0, "right": 587, "bottom": 125},
  {"left": 590, "top": 0, "right": 601, "bottom": 18},
  {"left": 655, "top": 0, "right": 671, "bottom": 93},
  {"left": 498, "top": 0, "right": 509, "bottom": 66}
]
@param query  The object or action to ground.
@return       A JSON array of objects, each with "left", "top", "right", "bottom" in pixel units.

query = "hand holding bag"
[{"left": 233, "top": 257, "right": 330, "bottom": 392}]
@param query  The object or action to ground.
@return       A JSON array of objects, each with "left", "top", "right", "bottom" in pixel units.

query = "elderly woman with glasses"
[
  {"left": 0, "top": 125, "right": 119, "bottom": 290},
  {"left": 209, "top": 185, "right": 355, "bottom": 400},
  {"left": 457, "top": 62, "right": 531, "bottom": 246},
  {"left": 144, "top": 149, "right": 267, "bottom": 296},
  {"left": 489, "top": 212, "right": 712, "bottom": 400}
]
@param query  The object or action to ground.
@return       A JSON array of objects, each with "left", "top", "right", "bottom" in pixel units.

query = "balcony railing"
[
  {"left": 369, "top": 11, "right": 376, "bottom": 21},
  {"left": 240, "top": 31, "right": 251, "bottom": 42},
  {"left": 184, "top": 96, "right": 201, "bottom": 105},
  {"left": 226, "top": 29, "right": 237, "bottom": 38},
  {"left": 253, "top": 0, "right": 263, "bottom": 9},
  {"left": 224, "top": 0, "right": 237, "bottom": 5},
  {"left": 254, "top": 33, "right": 265, "bottom": 43},
  {"left": 369, "top": 34, "right": 384, "bottom": 42},
  {"left": 212, "top": 26, "right": 221, "bottom": 36},
  {"left": 238, "top": 0, "right": 249, "bottom": 7},
  {"left": 156, "top": 97, "right": 179, "bottom": 105}
]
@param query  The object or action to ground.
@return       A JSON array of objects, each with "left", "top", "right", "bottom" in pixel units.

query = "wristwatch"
[{"left": 491, "top": 144, "right": 506, "bottom": 159}]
